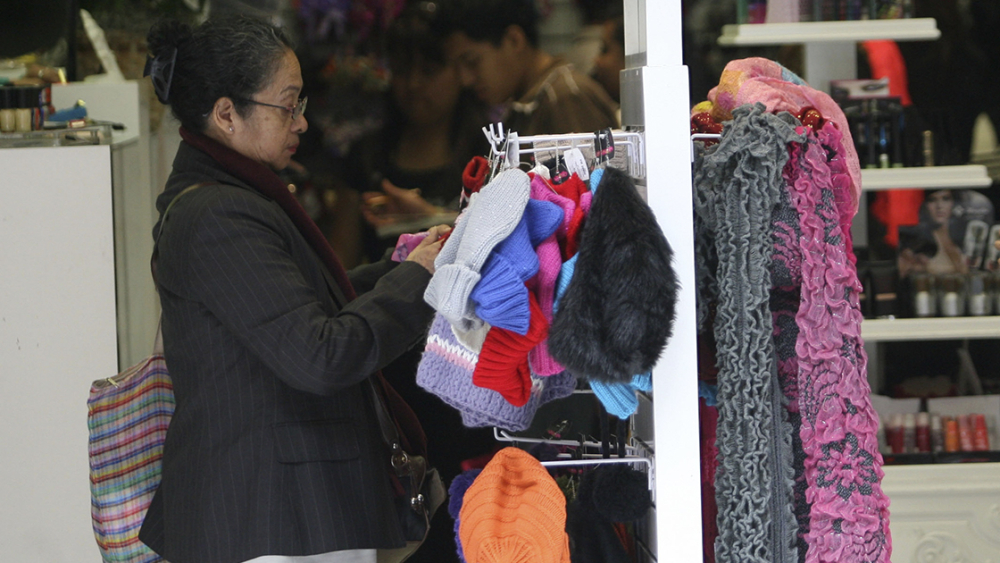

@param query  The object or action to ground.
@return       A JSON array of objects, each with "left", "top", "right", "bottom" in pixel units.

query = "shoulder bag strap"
[{"left": 150, "top": 182, "right": 214, "bottom": 354}]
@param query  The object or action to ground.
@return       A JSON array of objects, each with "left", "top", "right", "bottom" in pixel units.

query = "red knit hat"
[
  {"left": 472, "top": 291, "right": 548, "bottom": 407},
  {"left": 459, "top": 447, "right": 571, "bottom": 563},
  {"left": 462, "top": 156, "right": 490, "bottom": 203},
  {"left": 554, "top": 175, "right": 588, "bottom": 259}
]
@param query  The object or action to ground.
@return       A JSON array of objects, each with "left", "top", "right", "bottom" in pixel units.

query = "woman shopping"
[{"left": 138, "top": 16, "right": 449, "bottom": 563}]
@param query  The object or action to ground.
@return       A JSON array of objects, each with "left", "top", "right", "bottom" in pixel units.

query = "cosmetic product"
[
  {"left": 922, "top": 130, "right": 934, "bottom": 166},
  {"left": 915, "top": 412, "right": 930, "bottom": 453},
  {"left": 887, "top": 413, "right": 905, "bottom": 454},
  {"left": 748, "top": 1, "right": 768, "bottom": 23},
  {"left": 766, "top": 0, "right": 799, "bottom": 22},
  {"left": 902, "top": 413, "right": 916, "bottom": 453},
  {"left": 943, "top": 417, "right": 960, "bottom": 452},
  {"left": 958, "top": 414, "right": 975, "bottom": 452},
  {"left": 967, "top": 272, "right": 991, "bottom": 316},
  {"left": 963, "top": 219, "right": 990, "bottom": 270},
  {"left": 866, "top": 100, "right": 879, "bottom": 168},
  {"left": 15, "top": 87, "right": 33, "bottom": 132},
  {"left": 876, "top": 416, "right": 888, "bottom": 454},
  {"left": 878, "top": 103, "right": 890, "bottom": 167},
  {"left": 993, "top": 271, "right": 1000, "bottom": 315},
  {"left": 869, "top": 260, "right": 898, "bottom": 317},
  {"left": 911, "top": 273, "right": 936, "bottom": 317},
  {"left": 972, "top": 413, "right": 990, "bottom": 451},
  {"left": 890, "top": 100, "right": 905, "bottom": 167},
  {"left": 930, "top": 413, "right": 944, "bottom": 453},
  {"left": 985, "top": 225, "right": 1000, "bottom": 271},
  {"left": 848, "top": 0, "right": 863, "bottom": 20},
  {"left": 0, "top": 87, "right": 15, "bottom": 133},
  {"left": 738, "top": 0, "right": 749, "bottom": 23},
  {"left": 901, "top": 0, "right": 913, "bottom": 18},
  {"left": 938, "top": 273, "right": 966, "bottom": 317}
]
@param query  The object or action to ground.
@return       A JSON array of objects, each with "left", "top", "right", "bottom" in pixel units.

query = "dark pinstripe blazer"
[{"left": 138, "top": 142, "right": 436, "bottom": 563}]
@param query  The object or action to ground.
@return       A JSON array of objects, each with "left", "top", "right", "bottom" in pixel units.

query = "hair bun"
[
  {"left": 146, "top": 20, "right": 192, "bottom": 60},
  {"left": 145, "top": 20, "right": 191, "bottom": 104}
]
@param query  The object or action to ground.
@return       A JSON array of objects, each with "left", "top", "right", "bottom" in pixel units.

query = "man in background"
[{"left": 435, "top": 0, "right": 619, "bottom": 136}]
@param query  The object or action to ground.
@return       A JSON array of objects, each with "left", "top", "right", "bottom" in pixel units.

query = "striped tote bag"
[{"left": 87, "top": 331, "right": 172, "bottom": 563}]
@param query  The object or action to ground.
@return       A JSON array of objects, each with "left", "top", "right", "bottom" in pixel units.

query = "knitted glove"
[{"left": 425, "top": 169, "right": 531, "bottom": 325}]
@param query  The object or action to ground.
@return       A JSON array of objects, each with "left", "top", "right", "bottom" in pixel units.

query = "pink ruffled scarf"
[{"left": 778, "top": 122, "right": 891, "bottom": 563}]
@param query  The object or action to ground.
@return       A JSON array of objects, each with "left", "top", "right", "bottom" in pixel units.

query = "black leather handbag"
[{"left": 368, "top": 379, "right": 446, "bottom": 547}]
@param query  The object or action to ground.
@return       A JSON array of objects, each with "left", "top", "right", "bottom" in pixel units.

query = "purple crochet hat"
[
  {"left": 449, "top": 469, "right": 483, "bottom": 563},
  {"left": 417, "top": 314, "right": 577, "bottom": 432}
]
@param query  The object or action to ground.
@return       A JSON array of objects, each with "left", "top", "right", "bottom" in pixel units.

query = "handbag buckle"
[
  {"left": 411, "top": 493, "right": 425, "bottom": 513},
  {"left": 391, "top": 442, "right": 409, "bottom": 471}
]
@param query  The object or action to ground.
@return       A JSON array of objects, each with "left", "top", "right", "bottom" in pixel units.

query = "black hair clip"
[{"left": 143, "top": 47, "right": 178, "bottom": 104}]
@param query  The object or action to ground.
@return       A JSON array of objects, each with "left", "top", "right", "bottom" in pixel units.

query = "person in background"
[
  {"left": 564, "top": 0, "right": 621, "bottom": 76},
  {"left": 342, "top": 4, "right": 498, "bottom": 562},
  {"left": 435, "top": 0, "right": 620, "bottom": 137},
  {"left": 591, "top": 15, "right": 625, "bottom": 106},
  {"left": 350, "top": 0, "right": 490, "bottom": 264},
  {"left": 139, "top": 16, "right": 448, "bottom": 563}
]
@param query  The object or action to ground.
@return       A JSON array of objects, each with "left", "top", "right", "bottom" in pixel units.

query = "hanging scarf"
[
  {"left": 178, "top": 127, "right": 427, "bottom": 456},
  {"left": 780, "top": 122, "right": 890, "bottom": 563},
  {"left": 693, "top": 103, "right": 802, "bottom": 563}
]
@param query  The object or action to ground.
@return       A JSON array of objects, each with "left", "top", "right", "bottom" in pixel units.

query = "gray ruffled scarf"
[{"left": 694, "top": 103, "right": 805, "bottom": 563}]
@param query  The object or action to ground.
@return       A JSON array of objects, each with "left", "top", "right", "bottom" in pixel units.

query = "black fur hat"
[{"left": 548, "top": 167, "right": 678, "bottom": 383}]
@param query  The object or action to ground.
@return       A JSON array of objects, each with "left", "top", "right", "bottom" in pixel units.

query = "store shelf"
[
  {"left": 862, "top": 316, "right": 1000, "bottom": 342},
  {"left": 860, "top": 165, "right": 993, "bottom": 191},
  {"left": 718, "top": 18, "right": 940, "bottom": 46}
]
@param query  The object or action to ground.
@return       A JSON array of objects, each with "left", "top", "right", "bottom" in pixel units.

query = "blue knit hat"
[
  {"left": 471, "top": 199, "right": 563, "bottom": 334},
  {"left": 589, "top": 373, "right": 653, "bottom": 419},
  {"left": 526, "top": 198, "right": 565, "bottom": 246}
]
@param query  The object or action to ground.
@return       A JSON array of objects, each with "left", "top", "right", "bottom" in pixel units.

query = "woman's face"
[
  {"left": 592, "top": 22, "right": 625, "bottom": 103},
  {"left": 391, "top": 55, "right": 462, "bottom": 128},
  {"left": 232, "top": 49, "right": 307, "bottom": 171},
  {"left": 926, "top": 190, "right": 955, "bottom": 226}
]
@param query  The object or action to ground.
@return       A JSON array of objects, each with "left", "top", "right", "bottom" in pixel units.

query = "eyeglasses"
[{"left": 237, "top": 96, "right": 308, "bottom": 120}]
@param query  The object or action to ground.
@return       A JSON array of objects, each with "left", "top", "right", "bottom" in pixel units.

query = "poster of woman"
[{"left": 897, "top": 188, "right": 995, "bottom": 278}]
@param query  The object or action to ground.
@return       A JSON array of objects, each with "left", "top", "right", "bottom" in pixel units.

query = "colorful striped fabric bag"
[
  {"left": 86, "top": 182, "right": 205, "bottom": 562},
  {"left": 88, "top": 337, "right": 173, "bottom": 563}
]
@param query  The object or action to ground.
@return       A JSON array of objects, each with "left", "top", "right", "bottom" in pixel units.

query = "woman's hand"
[
  {"left": 362, "top": 179, "right": 441, "bottom": 228},
  {"left": 405, "top": 224, "right": 452, "bottom": 273}
]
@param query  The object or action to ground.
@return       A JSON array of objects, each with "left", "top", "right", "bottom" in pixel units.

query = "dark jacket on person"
[
  {"left": 138, "top": 140, "right": 435, "bottom": 563},
  {"left": 504, "top": 58, "right": 620, "bottom": 137}
]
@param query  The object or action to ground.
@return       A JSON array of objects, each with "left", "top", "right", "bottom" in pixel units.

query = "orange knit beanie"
[{"left": 459, "top": 447, "right": 570, "bottom": 563}]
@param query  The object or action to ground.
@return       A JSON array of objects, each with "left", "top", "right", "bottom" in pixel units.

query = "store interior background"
[{"left": 2, "top": 0, "right": 999, "bottom": 561}]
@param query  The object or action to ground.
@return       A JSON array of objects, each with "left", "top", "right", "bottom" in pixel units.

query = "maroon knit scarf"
[{"left": 179, "top": 127, "right": 427, "bottom": 457}]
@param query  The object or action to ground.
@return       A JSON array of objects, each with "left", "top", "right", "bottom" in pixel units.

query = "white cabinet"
[
  {"left": 0, "top": 145, "right": 118, "bottom": 563},
  {"left": 0, "top": 80, "right": 155, "bottom": 563},
  {"left": 882, "top": 463, "right": 1000, "bottom": 563}
]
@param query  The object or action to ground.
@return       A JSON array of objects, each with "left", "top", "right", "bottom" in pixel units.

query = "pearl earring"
[{"left": 229, "top": 126, "right": 234, "bottom": 133}]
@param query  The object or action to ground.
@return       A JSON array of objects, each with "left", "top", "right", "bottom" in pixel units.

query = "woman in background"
[
  {"left": 344, "top": 4, "right": 496, "bottom": 562},
  {"left": 347, "top": 0, "right": 490, "bottom": 264}
]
